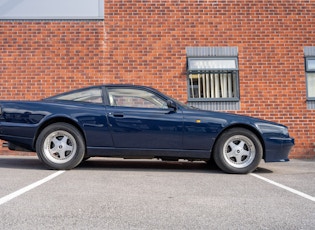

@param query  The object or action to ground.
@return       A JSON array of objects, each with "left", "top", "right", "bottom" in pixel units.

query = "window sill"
[
  {"left": 188, "top": 98, "right": 240, "bottom": 102},
  {"left": 187, "top": 100, "right": 240, "bottom": 111}
]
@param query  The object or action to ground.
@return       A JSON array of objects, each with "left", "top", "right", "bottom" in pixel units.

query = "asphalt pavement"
[{"left": 0, "top": 156, "right": 314, "bottom": 229}]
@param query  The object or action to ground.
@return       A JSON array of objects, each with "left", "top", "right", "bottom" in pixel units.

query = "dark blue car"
[{"left": 0, "top": 85, "right": 294, "bottom": 173}]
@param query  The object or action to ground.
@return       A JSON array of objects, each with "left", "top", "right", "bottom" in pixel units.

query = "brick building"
[{"left": 0, "top": 0, "right": 314, "bottom": 158}]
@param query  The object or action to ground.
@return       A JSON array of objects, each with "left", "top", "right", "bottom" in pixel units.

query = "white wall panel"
[{"left": 0, "top": 0, "right": 104, "bottom": 19}]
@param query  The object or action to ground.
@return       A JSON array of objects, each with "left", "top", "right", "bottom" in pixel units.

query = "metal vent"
[
  {"left": 307, "top": 101, "right": 315, "bottom": 110},
  {"left": 186, "top": 47, "right": 238, "bottom": 57},
  {"left": 187, "top": 101, "right": 240, "bottom": 111},
  {"left": 304, "top": 47, "right": 315, "bottom": 57}
]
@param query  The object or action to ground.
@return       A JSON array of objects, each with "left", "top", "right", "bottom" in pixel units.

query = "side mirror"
[{"left": 167, "top": 100, "right": 177, "bottom": 110}]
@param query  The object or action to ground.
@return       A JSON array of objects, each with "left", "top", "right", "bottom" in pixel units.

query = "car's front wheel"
[
  {"left": 36, "top": 123, "right": 85, "bottom": 170},
  {"left": 213, "top": 128, "right": 263, "bottom": 174}
]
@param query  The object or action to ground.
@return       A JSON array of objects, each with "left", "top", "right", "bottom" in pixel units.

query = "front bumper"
[{"left": 264, "top": 137, "right": 295, "bottom": 162}]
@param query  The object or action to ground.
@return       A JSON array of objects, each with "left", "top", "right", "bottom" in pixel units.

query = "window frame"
[
  {"left": 187, "top": 57, "right": 240, "bottom": 102},
  {"left": 305, "top": 57, "right": 315, "bottom": 100}
]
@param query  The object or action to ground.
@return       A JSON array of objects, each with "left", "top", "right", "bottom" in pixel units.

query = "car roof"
[{"left": 44, "top": 84, "right": 161, "bottom": 100}]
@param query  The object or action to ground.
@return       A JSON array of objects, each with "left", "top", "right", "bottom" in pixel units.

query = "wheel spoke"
[
  {"left": 238, "top": 140, "right": 246, "bottom": 149},
  {"left": 226, "top": 150, "right": 236, "bottom": 159},
  {"left": 64, "top": 144, "right": 74, "bottom": 152},
  {"left": 51, "top": 137, "right": 60, "bottom": 149},
  {"left": 241, "top": 149, "right": 250, "bottom": 157},
  {"left": 228, "top": 142, "right": 238, "bottom": 150},
  {"left": 59, "top": 136, "right": 68, "bottom": 145},
  {"left": 58, "top": 150, "right": 66, "bottom": 159},
  {"left": 234, "top": 154, "right": 243, "bottom": 163},
  {"left": 49, "top": 145, "right": 58, "bottom": 154},
  {"left": 48, "top": 137, "right": 60, "bottom": 154}
]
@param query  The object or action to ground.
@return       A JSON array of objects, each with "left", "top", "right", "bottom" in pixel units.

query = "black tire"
[
  {"left": 36, "top": 122, "right": 85, "bottom": 170},
  {"left": 205, "top": 159, "right": 220, "bottom": 170},
  {"left": 213, "top": 128, "right": 263, "bottom": 174}
]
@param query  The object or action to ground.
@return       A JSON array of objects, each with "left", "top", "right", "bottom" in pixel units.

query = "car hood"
[{"left": 182, "top": 107, "right": 287, "bottom": 128}]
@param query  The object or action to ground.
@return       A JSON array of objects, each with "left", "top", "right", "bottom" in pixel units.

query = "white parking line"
[
  {"left": 251, "top": 173, "right": 315, "bottom": 202},
  {"left": 0, "top": 170, "right": 65, "bottom": 206}
]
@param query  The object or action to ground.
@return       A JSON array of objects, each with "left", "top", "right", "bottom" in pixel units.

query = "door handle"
[{"left": 108, "top": 112, "right": 124, "bottom": 118}]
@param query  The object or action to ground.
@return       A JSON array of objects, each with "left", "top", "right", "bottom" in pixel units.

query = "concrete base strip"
[
  {"left": 0, "top": 170, "right": 65, "bottom": 206},
  {"left": 251, "top": 173, "right": 315, "bottom": 202}
]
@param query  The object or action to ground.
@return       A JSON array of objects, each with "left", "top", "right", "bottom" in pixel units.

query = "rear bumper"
[
  {"left": 0, "top": 134, "right": 34, "bottom": 152},
  {"left": 264, "top": 137, "right": 295, "bottom": 162}
]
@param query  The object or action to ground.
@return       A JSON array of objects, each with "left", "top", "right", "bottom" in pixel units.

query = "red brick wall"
[
  {"left": 1, "top": 0, "right": 315, "bottom": 158},
  {"left": 0, "top": 21, "right": 105, "bottom": 154},
  {"left": 103, "top": 0, "right": 315, "bottom": 158},
  {"left": 0, "top": 21, "right": 105, "bottom": 99}
]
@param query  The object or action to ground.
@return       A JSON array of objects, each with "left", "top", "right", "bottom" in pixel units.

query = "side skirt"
[{"left": 86, "top": 147, "right": 211, "bottom": 161}]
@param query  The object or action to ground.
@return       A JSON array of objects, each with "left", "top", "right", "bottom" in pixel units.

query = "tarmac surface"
[{"left": 0, "top": 156, "right": 314, "bottom": 229}]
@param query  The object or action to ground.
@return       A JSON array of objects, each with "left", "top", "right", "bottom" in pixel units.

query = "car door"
[{"left": 105, "top": 87, "right": 183, "bottom": 150}]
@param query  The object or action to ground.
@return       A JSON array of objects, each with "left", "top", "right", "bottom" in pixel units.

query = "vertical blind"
[{"left": 189, "top": 72, "right": 237, "bottom": 99}]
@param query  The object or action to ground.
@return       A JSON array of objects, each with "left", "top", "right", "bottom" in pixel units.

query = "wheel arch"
[
  {"left": 211, "top": 124, "right": 266, "bottom": 160},
  {"left": 33, "top": 116, "right": 86, "bottom": 151}
]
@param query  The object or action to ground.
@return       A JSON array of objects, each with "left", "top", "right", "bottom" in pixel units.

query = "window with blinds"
[
  {"left": 306, "top": 58, "right": 315, "bottom": 99},
  {"left": 187, "top": 57, "right": 239, "bottom": 101}
]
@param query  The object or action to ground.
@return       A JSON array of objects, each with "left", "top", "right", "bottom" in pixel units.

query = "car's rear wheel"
[
  {"left": 213, "top": 128, "right": 262, "bottom": 174},
  {"left": 36, "top": 123, "right": 85, "bottom": 170}
]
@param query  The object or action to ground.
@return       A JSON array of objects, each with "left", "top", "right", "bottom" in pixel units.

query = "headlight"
[{"left": 255, "top": 123, "right": 289, "bottom": 136}]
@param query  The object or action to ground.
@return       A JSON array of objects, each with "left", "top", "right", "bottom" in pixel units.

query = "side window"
[
  {"left": 107, "top": 88, "right": 168, "bottom": 109},
  {"left": 53, "top": 88, "right": 103, "bottom": 104}
]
